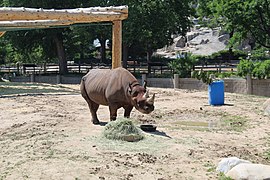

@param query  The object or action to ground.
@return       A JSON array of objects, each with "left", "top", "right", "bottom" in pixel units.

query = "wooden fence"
[
  {"left": 0, "top": 62, "right": 173, "bottom": 76},
  {"left": 0, "top": 60, "right": 238, "bottom": 77}
]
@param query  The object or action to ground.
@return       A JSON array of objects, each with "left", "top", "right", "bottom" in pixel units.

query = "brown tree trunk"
[
  {"left": 228, "top": 30, "right": 234, "bottom": 63},
  {"left": 99, "top": 37, "right": 106, "bottom": 64},
  {"left": 54, "top": 32, "right": 68, "bottom": 74},
  {"left": 147, "top": 50, "right": 153, "bottom": 74},
  {"left": 122, "top": 44, "right": 128, "bottom": 68}
]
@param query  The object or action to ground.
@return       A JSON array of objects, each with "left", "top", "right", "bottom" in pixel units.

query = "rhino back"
[{"left": 83, "top": 68, "right": 137, "bottom": 106}]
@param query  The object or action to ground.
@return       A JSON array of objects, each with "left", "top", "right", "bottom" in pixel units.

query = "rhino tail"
[{"left": 80, "top": 77, "right": 91, "bottom": 102}]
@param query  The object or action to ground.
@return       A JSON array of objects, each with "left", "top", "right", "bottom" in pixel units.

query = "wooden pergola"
[{"left": 0, "top": 6, "right": 128, "bottom": 69}]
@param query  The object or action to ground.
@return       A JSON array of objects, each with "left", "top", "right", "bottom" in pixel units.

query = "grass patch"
[
  {"left": 220, "top": 114, "right": 248, "bottom": 132},
  {"left": 172, "top": 121, "right": 209, "bottom": 127},
  {"left": 0, "top": 82, "right": 76, "bottom": 96},
  {"left": 263, "top": 150, "right": 270, "bottom": 161},
  {"left": 203, "top": 162, "right": 216, "bottom": 172},
  {"left": 103, "top": 118, "right": 144, "bottom": 142},
  {"left": 218, "top": 173, "right": 233, "bottom": 180},
  {"left": 87, "top": 121, "right": 170, "bottom": 153},
  {"left": 95, "top": 134, "right": 170, "bottom": 153}
]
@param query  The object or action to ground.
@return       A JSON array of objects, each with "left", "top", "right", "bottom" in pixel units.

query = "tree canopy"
[
  {"left": 0, "top": 0, "right": 194, "bottom": 74},
  {"left": 197, "top": 0, "right": 270, "bottom": 49}
]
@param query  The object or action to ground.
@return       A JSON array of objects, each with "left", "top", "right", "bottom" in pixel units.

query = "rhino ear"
[
  {"left": 143, "top": 80, "right": 147, "bottom": 89},
  {"left": 128, "top": 83, "right": 132, "bottom": 95}
]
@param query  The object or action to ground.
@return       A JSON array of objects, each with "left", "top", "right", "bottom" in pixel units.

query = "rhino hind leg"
[
  {"left": 87, "top": 101, "right": 100, "bottom": 125},
  {"left": 80, "top": 81, "right": 100, "bottom": 125}
]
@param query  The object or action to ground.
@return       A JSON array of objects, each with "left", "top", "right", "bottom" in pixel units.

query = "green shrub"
[
  {"left": 252, "top": 61, "right": 264, "bottom": 79},
  {"left": 210, "top": 49, "right": 247, "bottom": 63},
  {"left": 237, "top": 59, "right": 254, "bottom": 77},
  {"left": 191, "top": 70, "right": 213, "bottom": 84},
  {"left": 252, "top": 60, "right": 270, "bottom": 79},
  {"left": 168, "top": 53, "right": 198, "bottom": 78},
  {"left": 250, "top": 48, "right": 270, "bottom": 61},
  {"left": 216, "top": 71, "right": 238, "bottom": 78},
  {"left": 237, "top": 59, "right": 270, "bottom": 79}
]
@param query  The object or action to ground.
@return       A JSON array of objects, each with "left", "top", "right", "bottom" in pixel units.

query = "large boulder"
[
  {"left": 186, "top": 32, "right": 199, "bottom": 41},
  {"left": 218, "top": 34, "right": 230, "bottom": 42},
  {"left": 175, "top": 36, "right": 186, "bottom": 48},
  {"left": 263, "top": 98, "right": 270, "bottom": 115},
  {"left": 216, "top": 157, "right": 251, "bottom": 174},
  {"left": 226, "top": 163, "right": 270, "bottom": 179}
]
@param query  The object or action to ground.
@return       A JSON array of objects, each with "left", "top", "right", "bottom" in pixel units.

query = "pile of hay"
[{"left": 103, "top": 118, "right": 144, "bottom": 142}]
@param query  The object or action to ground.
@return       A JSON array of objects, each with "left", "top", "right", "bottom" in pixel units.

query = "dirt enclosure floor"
[{"left": 0, "top": 83, "right": 270, "bottom": 180}]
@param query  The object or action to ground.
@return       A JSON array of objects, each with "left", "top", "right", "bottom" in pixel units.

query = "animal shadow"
[
  {"left": 98, "top": 121, "right": 108, "bottom": 126},
  {"left": 143, "top": 129, "right": 171, "bottom": 139}
]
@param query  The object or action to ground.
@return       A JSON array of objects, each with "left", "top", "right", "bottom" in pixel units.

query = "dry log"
[
  {"left": 0, "top": 6, "right": 128, "bottom": 23},
  {"left": 0, "top": 20, "right": 72, "bottom": 27}
]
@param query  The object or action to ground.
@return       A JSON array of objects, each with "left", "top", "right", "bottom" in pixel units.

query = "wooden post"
[
  {"left": 30, "top": 72, "right": 35, "bottom": 82},
  {"left": 174, "top": 74, "right": 179, "bottom": 89},
  {"left": 78, "top": 60, "right": 81, "bottom": 73},
  {"left": 142, "top": 74, "right": 147, "bottom": 85},
  {"left": 56, "top": 75, "right": 61, "bottom": 84},
  {"left": 247, "top": 74, "right": 253, "bottom": 95},
  {"left": 16, "top": 62, "right": 20, "bottom": 75},
  {"left": 43, "top": 62, "right": 47, "bottom": 74},
  {"left": 112, "top": 20, "right": 122, "bottom": 69}
]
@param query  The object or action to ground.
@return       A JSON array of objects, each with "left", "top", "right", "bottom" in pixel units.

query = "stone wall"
[
  {"left": 10, "top": 74, "right": 270, "bottom": 97},
  {"left": 11, "top": 74, "right": 82, "bottom": 84},
  {"left": 223, "top": 78, "right": 247, "bottom": 94},
  {"left": 178, "top": 78, "right": 208, "bottom": 91},
  {"left": 146, "top": 77, "right": 269, "bottom": 97},
  {"left": 252, "top": 79, "right": 270, "bottom": 97},
  {"left": 146, "top": 78, "right": 174, "bottom": 88}
]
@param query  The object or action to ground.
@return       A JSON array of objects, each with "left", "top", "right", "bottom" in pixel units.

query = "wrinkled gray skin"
[{"left": 80, "top": 67, "right": 155, "bottom": 124}]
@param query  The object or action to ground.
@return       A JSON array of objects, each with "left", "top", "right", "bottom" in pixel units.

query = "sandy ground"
[{"left": 0, "top": 84, "right": 269, "bottom": 180}]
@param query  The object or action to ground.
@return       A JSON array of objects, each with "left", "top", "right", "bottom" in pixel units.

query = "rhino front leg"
[
  {"left": 109, "top": 105, "right": 119, "bottom": 121},
  {"left": 124, "top": 105, "right": 133, "bottom": 118}
]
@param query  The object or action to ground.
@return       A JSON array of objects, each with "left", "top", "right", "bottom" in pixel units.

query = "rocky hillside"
[{"left": 156, "top": 26, "right": 251, "bottom": 58}]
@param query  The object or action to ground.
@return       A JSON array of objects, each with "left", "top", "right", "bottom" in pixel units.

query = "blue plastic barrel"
[{"left": 208, "top": 80, "right": 224, "bottom": 105}]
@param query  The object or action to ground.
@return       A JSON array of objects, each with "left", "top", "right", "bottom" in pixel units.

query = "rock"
[
  {"left": 263, "top": 98, "right": 270, "bottom": 115},
  {"left": 218, "top": 34, "right": 230, "bottom": 42},
  {"left": 194, "top": 24, "right": 200, "bottom": 30},
  {"left": 242, "top": 45, "right": 251, "bottom": 52},
  {"left": 186, "top": 32, "right": 199, "bottom": 41},
  {"left": 226, "top": 163, "right": 270, "bottom": 179},
  {"left": 216, "top": 157, "right": 251, "bottom": 174},
  {"left": 175, "top": 36, "right": 186, "bottom": 48},
  {"left": 212, "top": 29, "right": 219, "bottom": 36},
  {"left": 200, "top": 39, "right": 209, "bottom": 44}
]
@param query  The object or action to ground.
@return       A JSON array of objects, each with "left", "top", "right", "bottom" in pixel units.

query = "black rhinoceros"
[{"left": 80, "top": 67, "right": 155, "bottom": 124}]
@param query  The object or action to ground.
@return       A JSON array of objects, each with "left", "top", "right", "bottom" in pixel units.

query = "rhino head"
[{"left": 129, "top": 81, "right": 155, "bottom": 114}]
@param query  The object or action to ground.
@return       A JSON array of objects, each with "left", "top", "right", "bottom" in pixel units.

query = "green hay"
[{"left": 103, "top": 118, "right": 144, "bottom": 142}]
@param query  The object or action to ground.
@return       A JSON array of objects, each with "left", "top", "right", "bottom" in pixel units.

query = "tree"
[
  {"left": 0, "top": 0, "right": 93, "bottom": 74},
  {"left": 99, "top": 0, "right": 193, "bottom": 70},
  {"left": 0, "top": 0, "right": 194, "bottom": 73},
  {"left": 123, "top": 0, "right": 193, "bottom": 71}
]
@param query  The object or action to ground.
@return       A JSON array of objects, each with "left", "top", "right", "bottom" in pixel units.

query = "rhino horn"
[
  {"left": 143, "top": 89, "right": 150, "bottom": 98},
  {"left": 147, "top": 93, "right": 155, "bottom": 105}
]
